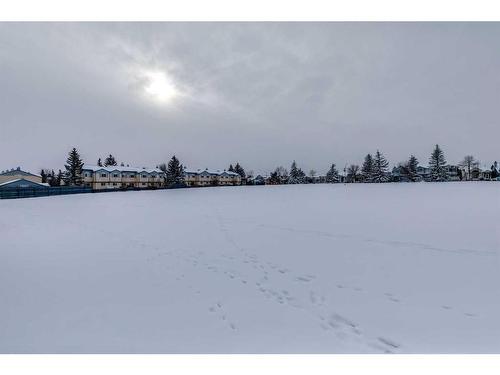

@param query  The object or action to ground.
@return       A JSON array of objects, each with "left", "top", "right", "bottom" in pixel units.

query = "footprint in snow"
[
  {"left": 377, "top": 337, "right": 401, "bottom": 349},
  {"left": 295, "top": 276, "right": 313, "bottom": 282}
]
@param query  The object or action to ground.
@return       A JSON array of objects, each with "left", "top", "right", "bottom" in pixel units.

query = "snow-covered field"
[{"left": 0, "top": 183, "right": 499, "bottom": 353}]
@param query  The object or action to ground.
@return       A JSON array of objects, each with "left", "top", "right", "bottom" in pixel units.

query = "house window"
[
  {"left": 101, "top": 182, "right": 106, "bottom": 186},
  {"left": 113, "top": 174, "right": 119, "bottom": 178},
  {"left": 84, "top": 173, "right": 89, "bottom": 177},
  {"left": 101, "top": 173, "right": 107, "bottom": 178},
  {"left": 142, "top": 175, "right": 147, "bottom": 178},
  {"left": 113, "top": 183, "right": 117, "bottom": 186}
]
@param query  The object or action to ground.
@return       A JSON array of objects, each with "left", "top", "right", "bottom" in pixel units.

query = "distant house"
[
  {"left": 391, "top": 166, "right": 408, "bottom": 182},
  {"left": 309, "top": 175, "right": 327, "bottom": 184},
  {"left": 253, "top": 175, "right": 267, "bottom": 185},
  {"left": 444, "top": 165, "right": 461, "bottom": 181},
  {"left": 480, "top": 169, "right": 492, "bottom": 181},
  {"left": 416, "top": 166, "right": 431, "bottom": 181},
  {"left": 183, "top": 168, "right": 241, "bottom": 187},
  {"left": 0, "top": 167, "right": 42, "bottom": 185},
  {"left": 81, "top": 165, "right": 165, "bottom": 190}
]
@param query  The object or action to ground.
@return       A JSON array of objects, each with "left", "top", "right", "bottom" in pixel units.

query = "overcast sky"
[{"left": 1, "top": 22, "right": 499, "bottom": 174}]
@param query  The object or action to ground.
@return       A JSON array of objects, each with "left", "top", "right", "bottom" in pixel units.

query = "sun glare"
[{"left": 143, "top": 71, "right": 178, "bottom": 103}]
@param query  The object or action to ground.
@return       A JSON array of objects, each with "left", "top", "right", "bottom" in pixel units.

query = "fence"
[
  {"left": 0, "top": 185, "right": 188, "bottom": 200},
  {"left": 0, "top": 186, "right": 93, "bottom": 200}
]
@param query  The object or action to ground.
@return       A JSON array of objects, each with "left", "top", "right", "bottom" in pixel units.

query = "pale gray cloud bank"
[{"left": 1, "top": 22, "right": 499, "bottom": 173}]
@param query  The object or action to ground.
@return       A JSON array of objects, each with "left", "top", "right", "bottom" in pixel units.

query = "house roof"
[
  {"left": 184, "top": 168, "right": 240, "bottom": 177},
  {"left": 0, "top": 168, "right": 41, "bottom": 178},
  {"left": 82, "top": 165, "right": 163, "bottom": 174},
  {"left": 0, "top": 178, "right": 49, "bottom": 188}
]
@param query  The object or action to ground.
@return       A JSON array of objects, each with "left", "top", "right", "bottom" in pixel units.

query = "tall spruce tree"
[
  {"left": 97, "top": 158, "right": 103, "bottom": 167},
  {"left": 228, "top": 164, "right": 234, "bottom": 172},
  {"left": 234, "top": 163, "right": 246, "bottom": 178},
  {"left": 166, "top": 155, "right": 184, "bottom": 186},
  {"left": 104, "top": 154, "right": 117, "bottom": 167},
  {"left": 400, "top": 155, "right": 419, "bottom": 182},
  {"left": 429, "top": 144, "right": 448, "bottom": 181},
  {"left": 372, "top": 150, "right": 389, "bottom": 183},
  {"left": 361, "top": 154, "right": 374, "bottom": 182},
  {"left": 288, "top": 161, "right": 306, "bottom": 184},
  {"left": 407, "top": 155, "right": 419, "bottom": 181},
  {"left": 64, "top": 148, "right": 84, "bottom": 186},
  {"left": 325, "top": 164, "right": 339, "bottom": 183},
  {"left": 491, "top": 161, "right": 499, "bottom": 179}
]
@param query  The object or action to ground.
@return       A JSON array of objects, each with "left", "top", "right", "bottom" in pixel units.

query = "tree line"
[
  {"left": 267, "top": 144, "right": 499, "bottom": 184},
  {"left": 42, "top": 144, "right": 499, "bottom": 187}
]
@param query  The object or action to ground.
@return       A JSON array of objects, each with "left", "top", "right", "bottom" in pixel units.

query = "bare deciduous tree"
[
  {"left": 459, "top": 155, "right": 479, "bottom": 181},
  {"left": 346, "top": 164, "right": 360, "bottom": 183}
]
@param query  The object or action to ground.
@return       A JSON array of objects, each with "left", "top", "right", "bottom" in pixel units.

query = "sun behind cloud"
[{"left": 142, "top": 70, "right": 179, "bottom": 103}]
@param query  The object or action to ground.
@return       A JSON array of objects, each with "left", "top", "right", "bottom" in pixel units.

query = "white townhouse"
[
  {"left": 81, "top": 165, "right": 165, "bottom": 190},
  {"left": 183, "top": 168, "right": 241, "bottom": 187}
]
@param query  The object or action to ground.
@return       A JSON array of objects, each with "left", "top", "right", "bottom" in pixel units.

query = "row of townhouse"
[
  {"left": 184, "top": 169, "right": 241, "bottom": 187},
  {"left": 81, "top": 165, "right": 165, "bottom": 190}
]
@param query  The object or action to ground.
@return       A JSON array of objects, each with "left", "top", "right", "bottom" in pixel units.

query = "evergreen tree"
[
  {"left": 288, "top": 161, "right": 306, "bottom": 184},
  {"left": 289, "top": 161, "right": 299, "bottom": 184},
  {"left": 400, "top": 155, "right": 419, "bottom": 182},
  {"left": 361, "top": 154, "right": 374, "bottom": 182},
  {"left": 64, "top": 148, "right": 84, "bottom": 186},
  {"left": 56, "top": 170, "right": 63, "bottom": 186},
  {"left": 40, "top": 169, "right": 47, "bottom": 183},
  {"left": 407, "top": 155, "right": 419, "bottom": 181},
  {"left": 491, "top": 161, "right": 499, "bottom": 179},
  {"left": 228, "top": 164, "right": 234, "bottom": 172},
  {"left": 325, "top": 164, "right": 339, "bottom": 183},
  {"left": 166, "top": 155, "right": 184, "bottom": 186},
  {"left": 47, "top": 170, "right": 57, "bottom": 187},
  {"left": 429, "top": 144, "right": 448, "bottom": 181},
  {"left": 273, "top": 166, "right": 289, "bottom": 184},
  {"left": 104, "top": 154, "right": 117, "bottom": 167},
  {"left": 97, "top": 158, "right": 103, "bottom": 167},
  {"left": 268, "top": 171, "right": 280, "bottom": 185},
  {"left": 372, "top": 150, "right": 389, "bottom": 183},
  {"left": 234, "top": 163, "right": 246, "bottom": 178}
]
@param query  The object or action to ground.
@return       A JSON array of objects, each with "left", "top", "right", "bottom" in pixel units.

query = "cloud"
[{"left": 1, "top": 22, "right": 499, "bottom": 173}]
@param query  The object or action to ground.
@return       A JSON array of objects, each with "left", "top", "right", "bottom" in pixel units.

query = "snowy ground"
[{"left": 0, "top": 183, "right": 499, "bottom": 353}]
